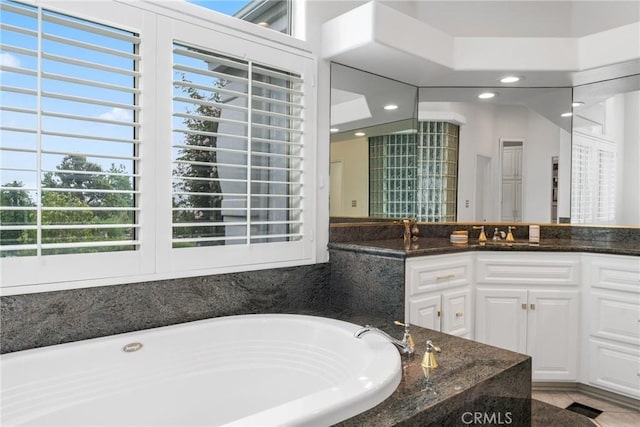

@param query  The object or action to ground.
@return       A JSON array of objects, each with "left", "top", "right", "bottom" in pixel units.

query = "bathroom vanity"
[{"left": 328, "top": 229, "right": 640, "bottom": 405}]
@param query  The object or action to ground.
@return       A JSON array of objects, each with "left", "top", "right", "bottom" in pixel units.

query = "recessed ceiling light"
[
  {"left": 478, "top": 92, "right": 496, "bottom": 99},
  {"left": 355, "top": 131, "right": 366, "bottom": 137},
  {"left": 500, "top": 76, "right": 521, "bottom": 83},
  {"left": 384, "top": 104, "right": 399, "bottom": 110},
  {"left": 572, "top": 101, "right": 584, "bottom": 108},
  {"left": 330, "top": 128, "right": 339, "bottom": 133},
  {"left": 561, "top": 112, "right": 573, "bottom": 117},
  {"left": 257, "top": 22, "right": 270, "bottom": 28}
]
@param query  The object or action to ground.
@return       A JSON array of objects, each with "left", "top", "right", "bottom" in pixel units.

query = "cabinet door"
[
  {"left": 588, "top": 339, "right": 640, "bottom": 399},
  {"left": 527, "top": 290, "right": 579, "bottom": 381},
  {"left": 442, "top": 289, "right": 472, "bottom": 338},
  {"left": 409, "top": 294, "right": 441, "bottom": 331},
  {"left": 475, "top": 288, "right": 527, "bottom": 353}
]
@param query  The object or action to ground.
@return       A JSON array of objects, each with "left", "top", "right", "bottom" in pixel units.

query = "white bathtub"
[{"left": 1, "top": 314, "right": 402, "bottom": 426}]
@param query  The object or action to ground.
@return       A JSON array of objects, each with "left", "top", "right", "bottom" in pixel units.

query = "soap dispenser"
[{"left": 421, "top": 340, "right": 441, "bottom": 375}]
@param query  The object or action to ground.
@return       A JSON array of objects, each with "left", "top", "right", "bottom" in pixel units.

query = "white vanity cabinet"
[
  {"left": 474, "top": 253, "right": 581, "bottom": 381},
  {"left": 405, "top": 253, "right": 473, "bottom": 338},
  {"left": 581, "top": 254, "right": 640, "bottom": 399}
]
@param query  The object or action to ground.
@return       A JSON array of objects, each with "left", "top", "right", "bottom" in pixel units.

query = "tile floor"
[{"left": 532, "top": 390, "right": 640, "bottom": 427}]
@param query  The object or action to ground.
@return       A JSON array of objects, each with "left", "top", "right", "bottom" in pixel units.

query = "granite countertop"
[
  {"left": 320, "top": 315, "right": 593, "bottom": 427},
  {"left": 336, "top": 323, "right": 530, "bottom": 426},
  {"left": 328, "top": 237, "right": 640, "bottom": 258}
]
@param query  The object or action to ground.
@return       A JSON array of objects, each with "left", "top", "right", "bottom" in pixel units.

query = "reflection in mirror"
[
  {"left": 419, "top": 87, "right": 573, "bottom": 224},
  {"left": 571, "top": 74, "right": 640, "bottom": 226},
  {"left": 330, "top": 64, "right": 638, "bottom": 226},
  {"left": 330, "top": 64, "right": 417, "bottom": 218},
  {"left": 330, "top": 61, "right": 575, "bottom": 225}
]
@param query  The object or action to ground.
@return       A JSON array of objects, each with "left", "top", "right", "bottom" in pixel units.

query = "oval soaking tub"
[{"left": 1, "top": 314, "right": 402, "bottom": 426}]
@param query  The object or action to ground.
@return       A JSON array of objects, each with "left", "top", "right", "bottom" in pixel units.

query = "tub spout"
[{"left": 354, "top": 322, "right": 415, "bottom": 356}]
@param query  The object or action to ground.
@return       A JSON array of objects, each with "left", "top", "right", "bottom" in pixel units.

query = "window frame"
[{"left": 0, "top": 0, "right": 317, "bottom": 294}]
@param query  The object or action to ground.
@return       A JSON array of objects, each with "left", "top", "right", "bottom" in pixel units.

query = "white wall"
[
  {"left": 558, "top": 129, "right": 572, "bottom": 221},
  {"left": 523, "top": 108, "right": 564, "bottom": 223},
  {"left": 329, "top": 138, "right": 369, "bottom": 217},
  {"left": 450, "top": 103, "right": 496, "bottom": 222},
  {"left": 620, "top": 91, "right": 640, "bottom": 225},
  {"left": 441, "top": 102, "right": 565, "bottom": 223}
]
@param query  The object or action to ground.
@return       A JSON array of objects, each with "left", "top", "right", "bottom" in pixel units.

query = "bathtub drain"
[{"left": 122, "top": 342, "right": 143, "bottom": 353}]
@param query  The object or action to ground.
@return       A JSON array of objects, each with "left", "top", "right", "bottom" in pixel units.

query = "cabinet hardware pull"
[
  {"left": 437, "top": 310, "right": 441, "bottom": 317},
  {"left": 522, "top": 304, "right": 527, "bottom": 310},
  {"left": 530, "top": 304, "right": 536, "bottom": 310},
  {"left": 436, "top": 274, "right": 455, "bottom": 281},
  {"left": 455, "top": 311, "right": 463, "bottom": 317}
]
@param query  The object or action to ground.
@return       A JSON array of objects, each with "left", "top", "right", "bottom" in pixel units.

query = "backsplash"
[
  {"left": 0, "top": 264, "right": 330, "bottom": 354},
  {"left": 329, "top": 249, "right": 404, "bottom": 323},
  {"left": 330, "top": 222, "right": 640, "bottom": 242}
]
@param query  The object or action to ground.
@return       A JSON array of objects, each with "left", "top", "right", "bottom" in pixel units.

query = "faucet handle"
[
  {"left": 425, "top": 340, "right": 441, "bottom": 353},
  {"left": 473, "top": 225, "right": 487, "bottom": 242},
  {"left": 422, "top": 340, "right": 441, "bottom": 371},
  {"left": 394, "top": 321, "right": 415, "bottom": 351}
]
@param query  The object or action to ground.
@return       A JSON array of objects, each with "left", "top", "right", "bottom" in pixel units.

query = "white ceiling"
[
  {"left": 323, "top": 1, "right": 639, "bottom": 134},
  {"left": 320, "top": 0, "right": 640, "bottom": 87},
  {"left": 380, "top": 1, "right": 640, "bottom": 38}
]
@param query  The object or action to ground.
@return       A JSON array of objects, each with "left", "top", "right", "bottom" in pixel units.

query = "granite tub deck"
[
  {"left": 329, "top": 318, "right": 592, "bottom": 427},
  {"left": 333, "top": 318, "right": 531, "bottom": 426}
]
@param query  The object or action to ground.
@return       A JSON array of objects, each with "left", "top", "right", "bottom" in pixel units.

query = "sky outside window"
[
  {"left": 187, "top": 0, "right": 252, "bottom": 16},
  {"left": 1, "top": 0, "right": 138, "bottom": 191}
]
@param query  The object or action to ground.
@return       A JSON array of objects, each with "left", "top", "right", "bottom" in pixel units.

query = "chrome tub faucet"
[{"left": 354, "top": 320, "right": 415, "bottom": 355}]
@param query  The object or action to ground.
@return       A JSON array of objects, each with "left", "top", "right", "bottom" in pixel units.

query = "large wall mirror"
[
  {"left": 329, "top": 64, "right": 417, "bottom": 218},
  {"left": 571, "top": 74, "right": 640, "bottom": 226},
  {"left": 330, "top": 62, "right": 640, "bottom": 227}
]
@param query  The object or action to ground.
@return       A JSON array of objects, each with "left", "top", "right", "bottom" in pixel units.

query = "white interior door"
[{"left": 501, "top": 141, "right": 523, "bottom": 222}]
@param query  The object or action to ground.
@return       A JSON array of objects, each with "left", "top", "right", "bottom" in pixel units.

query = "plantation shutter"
[
  {"left": 571, "top": 131, "right": 616, "bottom": 224},
  {"left": 0, "top": 0, "right": 140, "bottom": 256},
  {"left": 172, "top": 44, "right": 304, "bottom": 248}
]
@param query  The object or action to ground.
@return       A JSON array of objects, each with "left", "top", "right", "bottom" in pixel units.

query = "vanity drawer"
[
  {"left": 476, "top": 253, "right": 580, "bottom": 286},
  {"left": 584, "top": 254, "right": 640, "bottom": 293},
  {"left": 589, "top": 291, "right": 640, "bottom": 346},
  {"left": 406, "top": 253, "right": 472, "bottom": 295}
]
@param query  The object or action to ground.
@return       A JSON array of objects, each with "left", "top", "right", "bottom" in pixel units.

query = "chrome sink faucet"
[
  {"left": 354, "top": 321, "right": 415, "bottom": 355},
  {"left": 492, "top": 227, "right": 507, "bottom": 241}
]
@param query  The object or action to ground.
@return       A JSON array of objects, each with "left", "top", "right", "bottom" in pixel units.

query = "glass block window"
[
  {"left": 417, "top": 121, "right": 459, "bottom": 222},
  {"left": 369, "top": 134, "right": 417, "bottom": 218},
  {"left": 369, "top": 122, "right": 459, "bottom": 221}
]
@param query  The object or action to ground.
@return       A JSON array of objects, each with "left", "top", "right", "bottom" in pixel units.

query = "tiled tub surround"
[{"left": 0, "top": 264, "right": 330, "bottom": 354}]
